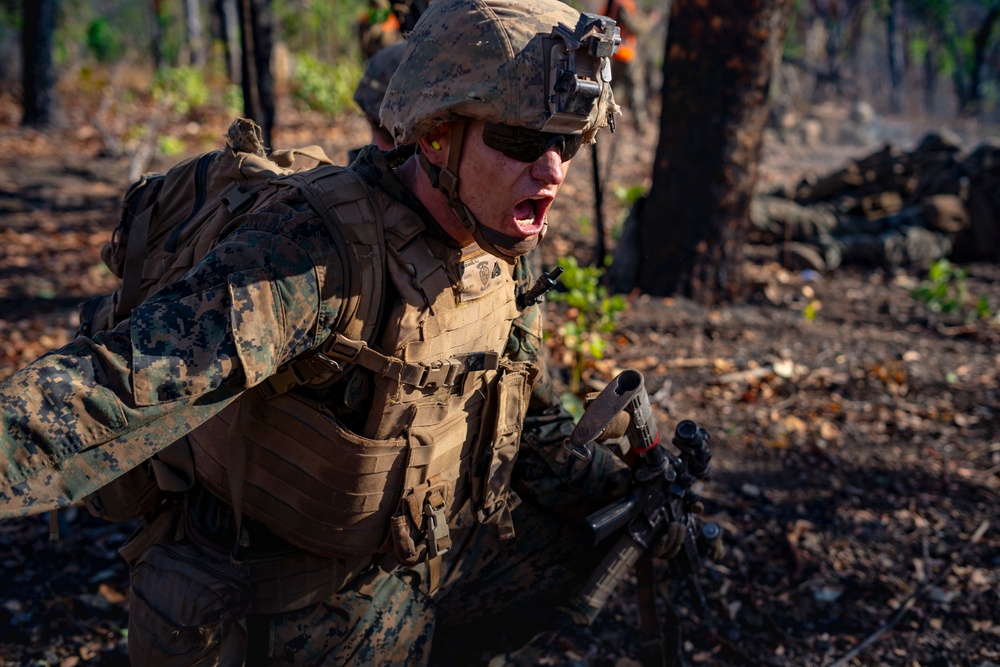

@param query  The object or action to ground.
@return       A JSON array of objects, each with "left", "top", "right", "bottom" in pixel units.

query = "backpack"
[{"left": 78, "top": 118, "right": 387, "bottom": 524}]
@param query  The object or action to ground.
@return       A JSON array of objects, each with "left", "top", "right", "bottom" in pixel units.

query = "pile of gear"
[{"left": 750, "top": 130, "right": 1000, "bottom": 271}]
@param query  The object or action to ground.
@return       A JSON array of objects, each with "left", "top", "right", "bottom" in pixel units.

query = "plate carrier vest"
[{"left": 186, "top": 162, "right": 535, "bottom": 574}]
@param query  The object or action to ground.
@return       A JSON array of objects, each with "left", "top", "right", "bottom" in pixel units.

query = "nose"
[{"left": 531, "top": 146, "right": 567, "bottom": 185}]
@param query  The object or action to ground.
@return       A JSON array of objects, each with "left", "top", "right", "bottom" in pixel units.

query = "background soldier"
[
  {"left": 352, "top": 39, "right": 408, "bottom": 156},
  {"left": 0, "top": 1, "right": 680, "bottom": 665},
  {"left": 601, "top": 0, "right": 658, "bottom": 129}
]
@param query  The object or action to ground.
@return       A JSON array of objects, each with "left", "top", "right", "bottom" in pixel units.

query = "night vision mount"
[{"left": 542, "top": 13, "right": 621, "bottom": 134}]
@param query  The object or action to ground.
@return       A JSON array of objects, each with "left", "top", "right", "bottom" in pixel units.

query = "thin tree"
[
  {"left": 887, "top": 0, "right": 906, "bottom": 113},
  {"left": 238, "top": 0, "right": 275, "bottom": 147},
  {"left": 613, "top": 0, "right": 793, "bottom": 302},
  {"left": 912, "top": 0, "right": 1000, "bottom": 115},
  {"left": 213, "top": 0, "right": 242, "bottom": 84},
  {"left": 22, "top": 0, "right": 59, "bottom": 128},
  {"left": 967, "top": 3, "right": 1000, "bottom": 114},
  {"left": 183, "top": 0, "right": 206, "bottom": 68},
  {"left": 150, "top": 0, "right": 165, "bottom": 69}
]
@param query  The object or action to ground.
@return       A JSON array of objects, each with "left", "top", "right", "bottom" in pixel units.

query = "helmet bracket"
[{"left": 541, "top": 13, "right": 620, "bottom": 134}]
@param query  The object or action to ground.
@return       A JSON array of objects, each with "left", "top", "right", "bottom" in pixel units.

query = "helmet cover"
[
  {"left": 381, "top": 0, "right": 620, "bottom": 145},
  {"left": 353, "top": 40, "right": 409, "bottom": 126}
]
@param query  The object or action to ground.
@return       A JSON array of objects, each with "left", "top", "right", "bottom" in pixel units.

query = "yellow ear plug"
[{"left": 431, "top": 140, "right": 442, "bottom": 150}]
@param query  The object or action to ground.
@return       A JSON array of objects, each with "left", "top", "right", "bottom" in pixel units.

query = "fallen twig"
[
  {"left": 715, "top": 366, "right": 773, "bottom": 385},
  {"left": 826, "top": 519, "right": 990, "bottom": 667}
]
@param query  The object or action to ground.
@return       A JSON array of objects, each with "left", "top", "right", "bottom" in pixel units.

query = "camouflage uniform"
[
  {"left": 350, "top": 39, "right": 409, "bottom": 161},
  {"left": 601, "top": 0, "right": 651, "bottom": 129},
  {"left": 357, "top": 0, "right": 403, "bottom": 62},
  {"left": 1, "top": 1, "right": 630, "bottom": 664}
]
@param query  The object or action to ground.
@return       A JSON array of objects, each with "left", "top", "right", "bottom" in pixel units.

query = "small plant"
[
  {"left": 613, "top": 183, "right": 646, "bottom": 209},
  {"left": 223, "top": 84, "right": 244, "bottom": 115},
  {"left": 86, "top": 18, "right": 125, "bottom": 63},
  {"left": 291, "top": 55, "right": 361, "bottom": 117},
  {"left": 158, "top": 135, "right": 186, "bottom": 156},
  {"left": 911, "top": 259, "right": 991, "bottom": 323},
  {"left": 803, "top": 299, "right": 821, "bottom": 322},
  {"left": 547, "top": 256, "right": 627, "bottom": 396},
  {"left": 153, "top": 67, "right": 210, "bottom": 116}
]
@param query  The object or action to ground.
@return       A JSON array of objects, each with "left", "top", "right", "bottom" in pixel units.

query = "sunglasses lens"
[
  {"left": 560, "top": 134, "right": 584, "bottom": 161},
  {"left": 482, "top": 123, "right": 584, "bottom": 163}
]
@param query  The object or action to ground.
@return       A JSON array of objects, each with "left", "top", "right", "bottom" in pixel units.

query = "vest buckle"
[
  {"left": 418, "top": 360, "right": 461, "bottom": 388},
  {"left": 324, "top": 332, "right": 366, "bottom": 363},
  {"left": 423, "top": 488, "right": 451, "bottom": 558}
]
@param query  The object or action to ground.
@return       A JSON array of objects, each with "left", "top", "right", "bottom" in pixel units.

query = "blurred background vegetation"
[{"left": 1, "top": 0, "right": 998, "bottom": 129}]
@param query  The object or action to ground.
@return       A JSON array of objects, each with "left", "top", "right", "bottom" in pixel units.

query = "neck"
[{"left": 397, "top": 154, "right": 474, "bottom": 247}]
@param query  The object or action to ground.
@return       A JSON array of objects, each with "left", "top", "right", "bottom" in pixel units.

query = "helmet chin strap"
[{"left": 417, "top": 121, "right": 544, "bottom": 263}]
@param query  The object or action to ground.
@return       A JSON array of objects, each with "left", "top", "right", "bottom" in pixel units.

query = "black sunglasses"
[{"left": 482, "top": 123, "right": 585, "bottom": 163}]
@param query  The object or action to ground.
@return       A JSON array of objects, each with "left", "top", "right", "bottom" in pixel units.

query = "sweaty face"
[{"left": 456, "top": 120, "right": 572, "bottom": 258}]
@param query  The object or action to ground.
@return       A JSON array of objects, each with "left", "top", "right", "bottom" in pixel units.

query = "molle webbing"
[
  {"left": 189, "top": 164, "right": 531, "bottom": 562},
  {"left": 189, "top": 394, "right": 408, "bottom": 558},
  {"left": 258, "top": 166, "right": 385, "bottom": 397}
]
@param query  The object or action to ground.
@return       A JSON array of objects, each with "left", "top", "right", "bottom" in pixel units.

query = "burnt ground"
[{"left": 0, "top": 94, "right": 998, "bottom": 667}]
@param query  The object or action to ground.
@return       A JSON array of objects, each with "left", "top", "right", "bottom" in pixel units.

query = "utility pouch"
[
  {"left": 117, "top": 499, "right": 186, "bottom": 567},
  {"left": 389, "top": 478, "right": 453, "bottom": 567},
  {"left": 128, "top": 539, "right": 251, "bottom": 666},
  {"left": 471, "top": 361, "right": 536, "bottom": 539}
]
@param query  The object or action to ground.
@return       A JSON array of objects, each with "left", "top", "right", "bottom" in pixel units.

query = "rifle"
[{"left": 566, "top": 369, "right": 721, "bottom": 665}]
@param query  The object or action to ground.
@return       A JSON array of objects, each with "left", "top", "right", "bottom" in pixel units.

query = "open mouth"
[{"left": 513, "top": 197, "right": 551, "bottom": 229}]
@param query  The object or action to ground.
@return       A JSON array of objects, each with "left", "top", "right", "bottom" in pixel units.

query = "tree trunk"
[
  {"left": 150, "top": 0, "right": 165, "bottom": 69},
  {"left": 214, "top": 0, "right": 242, "bottom": 84},
  {"left": 923, "top": 36, "right": 937, "bottom": 115},
  {"left": 619, "top": 0, "right": 792, "bottom": 302},
  {"left": 238, "top": 0, "right": 275, "bottom": 147},
  {"left": 887, "top": 0, "right": 906, "bottom": 114},
  {"left": 966, "top": 4, "right": 1000, "bottom": 115},
  {"left": 22, "top": 0, "right": 59, "bottom": 128},
  {"left": 183, "top": 0, "right": 206, "bottom": 68}
]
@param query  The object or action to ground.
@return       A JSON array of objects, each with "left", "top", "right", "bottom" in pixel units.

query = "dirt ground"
[{"left": 0, "top": 94, "right": 998, "bottom": 667}]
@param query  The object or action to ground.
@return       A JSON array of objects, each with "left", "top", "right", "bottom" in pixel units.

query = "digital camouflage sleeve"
[
  {"left": 0, "top": 190, "right": 628, "bottom": 521},
  {"left": 0, "top": 197, "right": 348, "bottom": 518}
]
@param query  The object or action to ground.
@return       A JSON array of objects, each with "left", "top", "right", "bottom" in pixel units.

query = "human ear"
[{"left": 418, "top": 124, "right": 451, "bottom": 167}]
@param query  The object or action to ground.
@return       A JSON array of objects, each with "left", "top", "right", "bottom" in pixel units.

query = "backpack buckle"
[{"left": 220, "top": 182, "right": 254, "bottom": 215}]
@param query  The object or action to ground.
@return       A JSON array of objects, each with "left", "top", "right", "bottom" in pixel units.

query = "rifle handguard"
[{"left": 571, "top": 533, "right": 646, "bottom": 616}]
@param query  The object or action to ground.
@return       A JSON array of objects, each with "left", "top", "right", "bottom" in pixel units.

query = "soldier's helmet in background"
[
  {"left": 380, "top": 0, "right": 621, "bottom": 145},
  {"left": 353, "top": 40, "right": 409, "bottom": 129}
]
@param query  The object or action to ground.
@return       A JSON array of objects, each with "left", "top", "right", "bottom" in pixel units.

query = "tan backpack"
[{"left": 78, "top": 118, "right": 387, "bottom": 523}]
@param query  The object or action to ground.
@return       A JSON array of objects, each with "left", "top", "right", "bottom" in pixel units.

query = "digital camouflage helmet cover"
[
  {"left": 353, "top": 40, "right": 409, "bottom": 128},
  {"left": 379, "top": 0, "right": 621, "bottom": 260},
  {"left": 381, "top": 0, "right": 620, "bottom": 144}
]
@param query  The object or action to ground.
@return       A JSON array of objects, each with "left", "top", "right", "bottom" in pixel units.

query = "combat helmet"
[
  {"left": 353, "top": 40, "right": 408, "bottom": 130},
  {"left": 380, "top": 0, "right": 621, "bottom": 260}
]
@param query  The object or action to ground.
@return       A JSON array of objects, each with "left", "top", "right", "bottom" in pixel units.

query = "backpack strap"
[
  {"left": 256, "top": 167, "right": 386, "bottom": 397},
  {"left": 116, "top": 187, "right": 158, "bottom": 321},
  {"left": 255, "top": 166, "right": 503, "bottom": 399}
]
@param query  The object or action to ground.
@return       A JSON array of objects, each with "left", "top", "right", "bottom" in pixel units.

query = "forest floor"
[{"left": 0, "top": 91, "right": 998, "bottom": 667}]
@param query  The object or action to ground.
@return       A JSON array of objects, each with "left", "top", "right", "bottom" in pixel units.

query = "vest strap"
[{"left": 259, "top": 332, "right": 501, "bottom": 397}]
